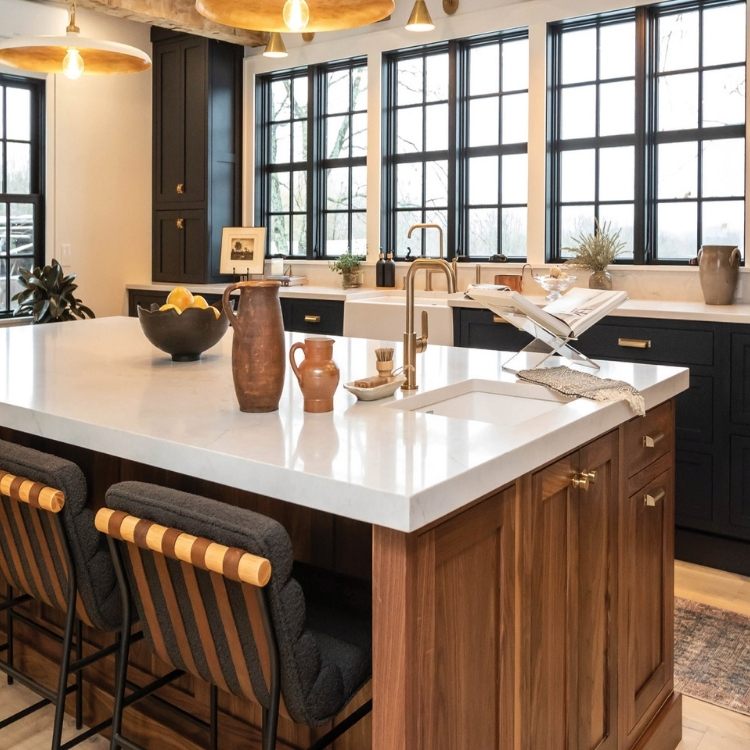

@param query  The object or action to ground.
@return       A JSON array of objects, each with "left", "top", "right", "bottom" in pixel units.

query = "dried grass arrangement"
[{"left": 562, "top": 219, "right": 626, "bottom": 273}]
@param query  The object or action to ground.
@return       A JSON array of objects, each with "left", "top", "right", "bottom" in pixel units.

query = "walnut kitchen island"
[{"left": 0, "top": 317, "right": 688, "bottom": 750}]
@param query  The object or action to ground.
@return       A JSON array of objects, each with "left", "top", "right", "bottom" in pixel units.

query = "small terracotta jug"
[
  {"left": 289, "top": 337, "right": 340, "bottom": 413},
  {"left": 222, "top": 281, "right": 286, "bottom": 413}
]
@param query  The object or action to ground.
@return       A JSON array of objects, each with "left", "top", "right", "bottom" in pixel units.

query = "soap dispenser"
[
  {"left": 383, "top": 252, "right": 396, "bottom": 287},
  {"left": 376, "top": 250, "right": 386, "bottom": 287}
]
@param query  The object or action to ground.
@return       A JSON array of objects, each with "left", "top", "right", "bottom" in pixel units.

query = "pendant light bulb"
[
  {"left": 264, "top": 32, "right": 288, "bottom": 58},
  {"left": 405, "top": 0, "right": 435, "bottom": 31},
  {"left": 282, "top": 0, "right": 310, "bottom": 32},
  {"left": 63, "top": 48, "right": 84, "bottom": 79}
]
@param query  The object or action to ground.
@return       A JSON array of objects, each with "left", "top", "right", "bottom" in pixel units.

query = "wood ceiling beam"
[{"left": 42, "top": 0, "right": 267, "bottom": 46}]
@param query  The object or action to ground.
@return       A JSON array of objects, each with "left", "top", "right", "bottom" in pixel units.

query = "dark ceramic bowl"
[{"left": 137, "top": 302, "right": 229, "bottom": 361}]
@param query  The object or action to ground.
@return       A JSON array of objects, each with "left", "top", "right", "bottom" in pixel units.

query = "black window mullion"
[{"left": 446, "top": 40, "right": 458, "bottom": 259}]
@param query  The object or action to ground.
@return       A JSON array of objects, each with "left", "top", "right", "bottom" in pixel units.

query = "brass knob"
[
  {"left": 572, "top": 470, "right": 597, "bottom": 491},
  {"left": 176, "top": 219, "right": 184, "bottom": 229},
  {"left": 304, "top": 315, "right": 321, "bottom": 323},
  {"left": 643, "top": 432, "right": 665, "bottom": 448},
  {"left": 176, "top": 183, "right": 185, "bottom": 194},
  {"left": 644, "top": 487, "right": 666, "bottom": 507}
]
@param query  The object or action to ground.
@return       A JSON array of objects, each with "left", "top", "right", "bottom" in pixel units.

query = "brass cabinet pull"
[
  {"left": 643, "top": 431, "right": 665, "bottom": 449},
  {"left": 304, "top": 315, "right": 321, "bottom": 323},
  {"left": 618, "top": 338, "right": 652, "bottom": 349},
  {"left": 572, "top": 470, "right": 597, "bottom": 491},
  {"left": 176, "top": 183, "right": 185, "bottom": 194},
  {"left": 644, "top": 487, "right": 666, "bottom": 507},
  {"left": 176, "top": 219, "right": 184, "bottom": 229},
  {"left": 493, "top": 315, "right": 508, "bottom": 324}
]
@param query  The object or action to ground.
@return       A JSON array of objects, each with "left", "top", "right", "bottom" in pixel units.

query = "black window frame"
[
  {"left": 0, "top": 73, "right": 45, "bottom": 318},
  {"left": 255, "top": 56, "right": 368, "bottom": 260},
  {"left": 547, "top": 0, "right": 747, "bottom": 265},
  {"left": 382, "top": 28, "right": 530, "bottom": 261}
]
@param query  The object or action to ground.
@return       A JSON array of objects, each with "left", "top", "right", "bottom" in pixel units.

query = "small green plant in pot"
[
  {"left": 12, "top": 259, "right": 95, "bottom": 323},
  {"left": 329, "top": 252, "right": 364, "bottom": 290},
  {"left": 562, "top": 219, "right": 625, "bottom": 290}
]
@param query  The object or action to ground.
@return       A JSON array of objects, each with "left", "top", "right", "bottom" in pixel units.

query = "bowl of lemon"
[{"left": 137, "top": 287, "right": 229, "bottom": 361}]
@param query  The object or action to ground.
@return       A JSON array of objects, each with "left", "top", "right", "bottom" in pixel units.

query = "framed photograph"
[{"left": 220, "top": 227, "right": 266, "bottom": 276}]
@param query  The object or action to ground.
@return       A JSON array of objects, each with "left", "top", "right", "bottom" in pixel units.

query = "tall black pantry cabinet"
[{"left": 151, "top": 28, "right": 243, "bottom": 284}]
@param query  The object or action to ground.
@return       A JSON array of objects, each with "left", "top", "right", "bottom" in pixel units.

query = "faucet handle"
[{"left": 417, "top": 310, "right": 428, "bottom": 353}]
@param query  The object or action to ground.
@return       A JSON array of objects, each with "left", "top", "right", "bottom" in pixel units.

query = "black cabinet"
[
  {"left": 453, "top": 306, "right": 750, "bottom": 575},
  {"left": 151, "top": 29, "right": 242, "bottom": 285}
]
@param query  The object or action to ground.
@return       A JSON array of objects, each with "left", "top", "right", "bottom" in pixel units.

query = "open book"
[{"left": 466, "top": 286, "right": 628, "bottom": 339}]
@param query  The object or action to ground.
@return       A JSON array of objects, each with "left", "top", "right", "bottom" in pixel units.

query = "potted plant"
[
  {"left": 562, "top": 219, "right": 626, "bottom": 290},
  {"left": 12, "top": 259, "right": 95, "bottom": 323},
  {"left": 329, "top": 252, "right": 364, "bottom": 290}
]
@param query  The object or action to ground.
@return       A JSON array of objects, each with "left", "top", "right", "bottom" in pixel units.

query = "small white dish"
[{"left": 344, "top": 375, "right": 406, "bottom": 401}]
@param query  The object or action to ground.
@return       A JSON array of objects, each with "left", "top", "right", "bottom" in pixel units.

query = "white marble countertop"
[
  {"left": 126, "top": 283, "right": 375, "bottom": 302},
  {"left": 0, "top": 318, "right": 687, "bottom": 532}
]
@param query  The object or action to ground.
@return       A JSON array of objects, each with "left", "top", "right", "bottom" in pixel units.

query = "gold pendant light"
[
  {"left": 0, "top": 4, "right": 151, "bottom": 78},
  {"left": 263, "top": 33, "right": 289, "bottom": 58},
  {"left": 196, "top": 0, "right": 395, "bottom": 33},
  {"left": 406, "top": 0, "right": 435, "bottom": 32}
]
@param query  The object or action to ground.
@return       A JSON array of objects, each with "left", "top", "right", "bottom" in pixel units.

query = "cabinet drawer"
[
  {"left": 578, "top": 323, "right": 713, "bottom": 366},
  {"left": 624, "top": 401, "right": 673, "bottom": 478},
  {"left": 283, "top": 299, "right": 344, "bottom": 336},
  {"left": 129, "top": 291, "right": 167, "bottom": 316}
]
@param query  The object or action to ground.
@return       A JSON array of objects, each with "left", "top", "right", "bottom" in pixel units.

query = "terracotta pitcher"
[
  {"left": 222, "top": 281, "right": 286, "bottom": 413},
  {"left": 289, "top": 337, "right": 340, "bottom": 413},
  {"left": 698, "top": 245, "right": 741, "bottom": 305}
]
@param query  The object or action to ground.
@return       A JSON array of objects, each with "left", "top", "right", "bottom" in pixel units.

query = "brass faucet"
[
  {"left": 407, "top": 223, "right": 444, "bottom": 259},
  {"left": 402, "top": 258, "right": 457, "bottom": 391}
]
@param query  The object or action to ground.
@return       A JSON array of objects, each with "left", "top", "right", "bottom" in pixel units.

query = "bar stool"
[
  {"left": 0, "top": 439, "right": 126, "bottom": 750},
  {"left": 97, "top": 481, "right": 372, "bottom": 750}
]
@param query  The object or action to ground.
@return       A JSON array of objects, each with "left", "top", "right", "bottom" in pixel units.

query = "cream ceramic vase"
[{"left": 698, "top": 245, "right": 740, "bottom": 305}]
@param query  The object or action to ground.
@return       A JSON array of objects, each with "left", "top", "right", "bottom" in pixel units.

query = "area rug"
[{"left": 674, "top": 597, "right": 750, "bottom": 715}]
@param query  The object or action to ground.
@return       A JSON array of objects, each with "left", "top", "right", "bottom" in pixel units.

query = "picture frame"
[{"left": 220, "top": 227, "right": 266, "bottom": 276}]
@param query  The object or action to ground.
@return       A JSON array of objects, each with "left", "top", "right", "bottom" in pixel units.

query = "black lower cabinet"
[{"left": 453, "top": 306, "right": 750, "bottom": 575}]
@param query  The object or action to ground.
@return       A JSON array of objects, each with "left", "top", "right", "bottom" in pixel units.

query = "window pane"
[
  {"left": 658, "top": 142, "right": 697, "bottom": 200},
  {"left": 352, "top": 112, "right": 367, "bottom": 156},
  {"left": 327, "top": 69, "right": 350, "bottom": 114},
  {"left": 658, "top": 72, "right": 698, "bottom": 131},
  {"left": 10, "top": 204, "right": 33, "bottom": 256},
  {"left": 468, "top": 208, "right": 498, "bottom": 256},
  {"left": 271, "top": 80, "right": 291, "bottom": 121},
  {"left": 560, "top": 206, "right": 594, "bottom": 255},
  {"left": 6, "top": 88, "right": 30, "bottom": 141},
  {"left": 702, "top": 200, "right": 744, "bottom": 252},
  {"left": 352, "top": 166, "right": 367, "bottom": 210},
  {"left": 425, "top": 161, "right": 448, "bottom": 208},
  {"left": 397, "top": 107, "right": 423, "bottom": 153},
  {"left": 6, "top": 142, "right": 30, "bottom": 194},
  {"left": 426, "top": 54, "right": 450, "bottom": 102},
  {"left": 561, "top": 149, "right": 595, "bottom": 203},
  {"left": 502, "top": 153, "right": 527, "bottom": 205},
  {"left": 327, "top": 115, "right": 350, "bottom": 158},
  {"left": 292, "top": 215, "right": 307, "bottom": 255},
  {"left": 352, "top": 212, "right": 367, "bottom": 255},
  {"left": 424, "top": 210, "right": 447, "bottom": 254},
  {"left": 271, "top": 123, "right": 291, "bottom": 163},
  {"left": 703, "top": 139, "right": 745, "bottom": 198},
  {"left": 293, "top": 121, "right": 307, "bottom": 162},
  {"left": 470, "top": 98, "right": 499, "bottom": 147},
  {"left": 597, "top": 204, "right": 634, "bottom": 259},
  {"left": 9, "top": 257, "right": 33, "bottom": 309},
  {"left": 702, "top": 67, "right": 746, "bottom": 128},
  {"left": 562, "top": 28, "right": 596, "bottom": 84},
  {"left": 0, "top": 145, "right": 4, "bottom": 194},
  {"left": 292, "top": 171, "right": 307, "bottom": 211},
  {"left": 599, "top": 146, "right": 634, "bottom": 201},
  {"left": 658, "top": 11, "right": 699, "bottom": 72},
  {"left": 658, "top": 202, "right": 698, "bottom": 258},
  {"left": 561, "top": 85, "right": 596, "bottom": 139},
  {"left": 326, "top": 212, "right": 349, "bottom": 256},
  {"left": 502, "top": 39, "right": 529, "bottom": 91},
  {"left": 0, "top": 87, "right": 4, "bottom": 139},
  {"left": 703, "top": 4, "right": 746, "bottom": 67},
  {"left": 352, "top": 67, "right": 368, "bottom": 111},
  {"left": 502, "top": 207, "right": 527, "bottom": 256},
  {"left": 425, "top": 103, "right": 449, "bottom": 151},
  {"left": 469, "top": 156, "right": 499, "bottom": 205},
  {"left": 600, "top": 22, "right": 635, "bottom": 80},
  {"left": 471, "top": 44, "right": 499, "bottom": 95},
  {"left": 398, "top": 210, "right": 422, "bottom": 255},
  {"left": 398, "top": 58, "right": 423, "bottom": 106},
  {"left": 327, "top": 167, "right": 349, "bottom": 210},
  {"left": 292, "top": 77, "right": 307, "bottom": 118},
  {"left": 270, "top": 214, "right": 290, "bottom": 255},
  {"left": 397, "top": 163, "right": 422, "bottom": 208},
  {"left": 270, "top": 173, "right": 290, "bottom": 212},
  {"left": 599, "top": 81, "right": 635, "bottom": 136},
  {"left": 502, "top": 93, "right": 528, "bottom": 144}
]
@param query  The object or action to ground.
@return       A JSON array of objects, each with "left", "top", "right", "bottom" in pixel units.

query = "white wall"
[
  {"left": 1, "top": 0, "right": 152, "bottom": 317},
  {"left": 242, "top": 0, "right": 750, "bottom": 300}
]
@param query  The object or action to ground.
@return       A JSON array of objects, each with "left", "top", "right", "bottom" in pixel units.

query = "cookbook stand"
[{"left": 495, "top": 310, "right": 600, "bottom": 373}]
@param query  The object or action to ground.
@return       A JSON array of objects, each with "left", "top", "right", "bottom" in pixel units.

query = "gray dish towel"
[{"left": 517, "top": 365, "right": 646, "bottom": 416}]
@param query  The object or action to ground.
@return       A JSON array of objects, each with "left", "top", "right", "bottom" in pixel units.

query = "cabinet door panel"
[
  {"left": 675, "top": 450, "right": 713, "bottom": 521},
  {"left": 730, "top": 436, "right": 750, "bottom": 529},
  {"left": 731, "top": 333, "right": 750, "bottom": 426},
  {"left": 676, "top": 375, "right": 713, "bottom": 444},
  {"left": 182, "top": 212, "right": 208, "bottom": 283},
  {"left": 154, "top": 41, "right": 184, "bottom": 205},
  {"left": 153, "top": 211, "right": 182, "bottom": 280},
  {"left": 182, "top": 39, "right": 207, "bottom": 205}
]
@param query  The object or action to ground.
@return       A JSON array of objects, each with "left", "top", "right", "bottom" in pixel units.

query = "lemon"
[
  {"left": 159, "top": 303, "right": 182, "bottom": 314},
  {"left": 192, "top": 295, "right": 209, "bottom": 309},
  {"left": 211, "top": 307, "right": 221, "bottom": 320},
  {"left": 166, "top": 286, "right": 194, "bottom": 311}
]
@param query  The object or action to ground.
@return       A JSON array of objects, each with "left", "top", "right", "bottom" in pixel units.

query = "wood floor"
[{"left": 0, "top": 560, "right": 748, "bottom": 749}]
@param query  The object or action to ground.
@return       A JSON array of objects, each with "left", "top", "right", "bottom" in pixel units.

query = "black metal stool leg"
[
  {"left": 75, "top": 618, "right": 83, "bottom": 730},
  {"left": 51, "top": 580, "right": 78, "bottom": 750},
  {"left": 7, "top": 584, "right": 14, "bottom": 686},
  {"left": 209, "top": 684, "right": 218, "bottom": 750}
]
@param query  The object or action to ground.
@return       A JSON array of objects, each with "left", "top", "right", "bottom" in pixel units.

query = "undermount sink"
[
  {"left": 385, "top": 378, "right": 571, "bottom": 426},
  {"left": 343, "top": 291, "right": 455, "bottom": 345}
]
